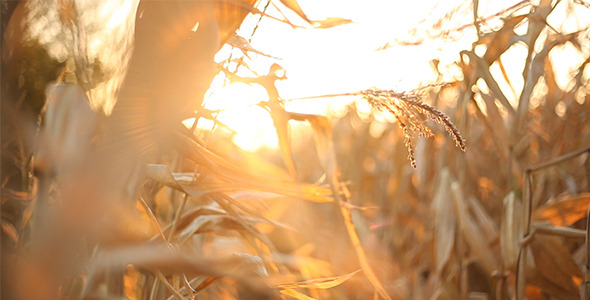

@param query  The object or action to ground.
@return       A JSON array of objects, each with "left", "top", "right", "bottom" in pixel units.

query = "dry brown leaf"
[
  {"left": 278, "top": 0, "right": 351, "bottom": 29},
  {"left": 532, "top": 193, "right": 590, "bottom": 227},
  {"left": 432, "top": 169, "right": 456, "bottom": 275},
  {"left": 500, "top": 192, "right": 522, "bottom": 269},
  {"left": 312, "top": 17, "right": 353, "bottom": 29},
  {"left": 35, "top": 83, "right": 97, "bottom": 177},
  {"left": 278, "top": 270, "right": 361, "bottom": 290},
  {"left": 480, "top": 14, "right": 527, "bottom": 64},
  {"left": 479, "top": 91, "right": 510, "bottom": 160},
  {"left": 1, "top": 219, "right": 18, "bottom": 243},
  {"left": 451, "top": 182, "right": 499, "bottom": 274},
  {"left": 468, "top": 196, "right": 498, "bottom": 243},
  {"left": 290, "top": 113, "right": 336, "bottom": 178},
  {"left": 279, "top": 0, "right": 312, "bottom": 23},
  {"left": 226, "top": 33, "right": 279, "bottom": 59},
  {"left": 280, "top": 288, "right": 317, "bottom": 300},
  {"left": 528, "top": 235, "right": 583, "bottom": 299},
  {"left": 464, "top": 51, "right": 515, "bottom": 114}
]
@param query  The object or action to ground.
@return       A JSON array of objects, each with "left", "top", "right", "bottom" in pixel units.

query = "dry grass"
[{"left": 2, "top": 0, "right": 590, "bottom": 300}]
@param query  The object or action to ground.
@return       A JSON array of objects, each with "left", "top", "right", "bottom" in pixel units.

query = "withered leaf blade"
[
  {"left": 279, "top": 0, "right": 312, "bottom": 23},
  {"left": 227, "top": 33, "right": 279, "bottom": 59},
  {"left": 280, "top": 288, "right": 317, "bottom": 300},
  {"left": 531, "top": 193, "right": 590, "bottom": 227},
  {"left": 528, "top": 235, "right": 583, "bottom": 300},
  {"left": 500, "top": 192, "right": 522, "bottom": 269},
  {"left": 432, "top": 168, "right": 456, "bottom": 275},
  {"left": 312, "top": 17, "right": 353, "bottom": 29},
  {"left": 278, "top": 270, "right": 361, "bottom": 290}
]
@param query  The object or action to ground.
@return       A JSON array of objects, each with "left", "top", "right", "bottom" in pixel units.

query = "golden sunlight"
[
  {"left": 205, "top": 0, "right": 590, "bottom": 152},
  {"left": 204, "top": 0, "right": 456, "bottom": 151}
]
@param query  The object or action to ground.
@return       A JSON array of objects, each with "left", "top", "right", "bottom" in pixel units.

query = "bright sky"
[
  {"left": 200, "top": 0, "right": 590, "bottom": 151},
  {"left": 202, "top": 0, "right": 483, "bottom": 150}
]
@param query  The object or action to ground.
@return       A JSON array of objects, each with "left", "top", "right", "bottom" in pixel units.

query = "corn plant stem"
[
  {"left": 149, "top": 278, "right": 160, "bottom": 300},
  {"left": 167, "top": 194, "right": 190, "bottom": 243},
  {"left": 155, "top": 270, "right": 186, "bottom": 300},
  {"left": 138, "top": 196, "right": 167, "bottom": 242},
  {"left": 515, "top": 146, "right": 590, "bottom": 299},
  {"left": 167, "top": 116, "right": 216, "bottom": 243}
]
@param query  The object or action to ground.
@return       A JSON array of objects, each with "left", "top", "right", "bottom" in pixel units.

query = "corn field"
[{"left": 2, "top": 0, "right": 590, "bottom": 299}]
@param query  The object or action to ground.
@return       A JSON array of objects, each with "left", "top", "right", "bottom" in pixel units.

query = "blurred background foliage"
[{"left": 2, "top": 0, "right": 590, "bottom": 299}]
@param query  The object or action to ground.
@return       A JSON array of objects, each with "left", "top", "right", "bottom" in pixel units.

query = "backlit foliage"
[{"left": 2, "top": 0, "right": 590, "bottom": 300}]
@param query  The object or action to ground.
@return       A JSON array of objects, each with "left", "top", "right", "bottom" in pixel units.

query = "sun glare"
[
  {"left": 204, "top": 0, "right": 590, "bottom": 152},
  {"left": 205, "top": 0, "right": 456, "bottom": 152}
]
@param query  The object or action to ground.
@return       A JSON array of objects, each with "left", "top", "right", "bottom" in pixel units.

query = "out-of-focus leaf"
[
  {"left": 515, "top": 30, "right": 582, "bottom": 131},
  {"left": 278, "top": 270, "right": 361, "bottom": 290},
  {"left": 289, "top": 113, "right": 336, "bottom": 178},
  {"left": 528, "top": 235, "right": 583, "bottom": 299},
  {"left": 227, "top": 33, "right": 279, "bottom": 59},
  {"left": 463, "top": 50, "right": 514, "bottom": 114},
  {"left": 451, "top": 182, "right": 499, "bottom": 274},
  {"left": 35, "top": 83, "right": 97, "bottom": 177},
  {"left": 532, "top": 193, "right": 590, "bottom": 226},
  {"left": 145, "top": 162, "right": 332, "bottom": 203},
  {"left": 287, "top": 112, "right": 391, "bottom": 300},
  {"left": 500, "top": 192, "right": 522, "bottom": 269},
  {"left": 480, "top": 14, "right": 527, "bottom": 64},
  {"left": 530, "top": 222, "right": 585, "bottom": 239},
  {"left": 279, "top": 0, "right": 351, "bottom": 29},
  {"left": 279, "top": 0, "right": 312, "bottom": 23},
  {"left": 1, "top": 219, "right": 18, "bottom": 243},
  {"left": 280, "top": 288, "right": 317, "bottom": 300},
  {"left": 479, "top": 91, "right": 510, "bottom": 160},
  {"left": 468, "top": 196, "right": 498, "bottom": 242},
  {"left": 214, "top": 0, "right": 258, "bottom": 45},
  {"left": 171, "top": 133, "right": 333, "bottom": 202},
  {"left": 514, "top": 0, "right": 555, "bottom": 129},
  {"left": 432, "top": 169, "right": 456, "bottom": 275},
  {"left": 311, "top": 17, "right": 353, "bottom": 29}
]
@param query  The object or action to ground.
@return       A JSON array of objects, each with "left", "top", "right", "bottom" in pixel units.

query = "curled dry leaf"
[
  {"left": 278, "top": 269, "right": 361, "bottom": 290},
  {"left": 279, "top": 0, "right": 352, "bottom": 29},
  {"left": 531, "top": 193, "right": 590, "bottom": 227},
  {"left": 227, "top": 33, "right": 279, "bottom": 59}
]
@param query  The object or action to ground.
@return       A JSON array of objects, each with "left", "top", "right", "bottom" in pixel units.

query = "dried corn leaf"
[
  {"left": 146, "top": 163, "right": 332, "bottom": 203},
  {"left": 290, "top": 113, "right": 336, "bottom": 178},
  {"left": 278, "top": 0, "right": 351, "bottom": 29},
  {"left": 171, "top": 134, "right": 333, "bottom": 202},
  {"left": 468, "top": 196, "right": 498, "bottom": 243},
  {"left": 1, "top": 219, "right": 18, "bottom": 243},
  {"left": 278, "top": 270, "right": 360, "bottom": 290},
  {"left": 36, "top": 83, "right": 97, "bottom": 176},
  {"left": 432, "top": 169, "right": 456, "bottom": 275},
  {"left": 500, "top": 192, "right": 522, "bottom": 269},
  {"left": 279, "top": 0, "right": 312, "bottom": 23},
  {"left": 311, "top": 17, "right": 353, "bottom": 29},
  {"left": 530, "top": 222, "right": 585, "bottom": 239},
  {"left": 288, "top": 113, "right": 391, "bottom": 300},
  {"left": 214, "top": 0, "right": 258, "bottom": 45},
  {"left": 226, "top": 33, "right": 278, "bottom": 59},
  {"left": 479, "top": 92, "right": 510, "bottom": 160},
  {"left": 280, "top": 288, "right": 317, "bottom": 300},
  {"left": 480, "top": 14, "right": 527, "bottom": 64},
  {"left": 464, "top": 50, "right": 515, "bottom": 114},
  {"left": 532, "top": 193, "right": 590, "bottom": 227},
  {"left": 528, "top": 235, "right": 583, "bottom": 299},
  {"left": 451, "top": 182, "right": 499, "bottom": 274}
]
